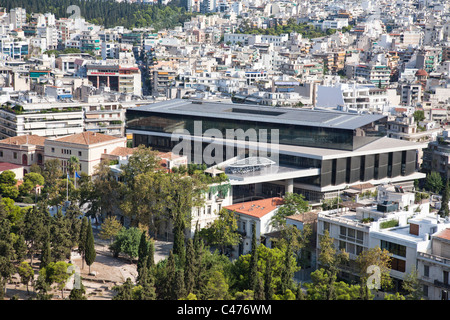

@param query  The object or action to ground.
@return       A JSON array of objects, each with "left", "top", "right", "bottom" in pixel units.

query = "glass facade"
[{"left": 126, "top": 110, "right": 386, "bottom": 151}]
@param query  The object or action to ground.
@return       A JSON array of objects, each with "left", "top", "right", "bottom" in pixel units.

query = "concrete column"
[{"left": 285, "top": 178, "right": 294, "bottom": 194}]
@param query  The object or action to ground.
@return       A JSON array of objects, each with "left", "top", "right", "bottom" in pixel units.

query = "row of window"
[{"left": 51, "top": 147, "right": 82, "bottom": 157}]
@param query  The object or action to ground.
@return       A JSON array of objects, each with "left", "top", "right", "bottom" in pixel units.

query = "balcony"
[{"left": 434, "top": 280, "right": 450, "bottom": 290}]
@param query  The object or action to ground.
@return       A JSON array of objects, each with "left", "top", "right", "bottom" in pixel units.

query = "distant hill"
[{"left": 0, "top": 0, "right": 193, "bottom": 30}]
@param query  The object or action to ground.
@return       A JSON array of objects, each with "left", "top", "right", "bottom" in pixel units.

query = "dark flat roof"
[{"left": 129, "top": 99, "right": 386, "bottom": 131}]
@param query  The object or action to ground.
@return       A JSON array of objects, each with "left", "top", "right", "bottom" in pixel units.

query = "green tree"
[
  {"left": 203, "top": 270, "right": 229, "bottom": 300},
  {"left": 99, "top": 216, "right": 122, "bottom": 244},
  {"left": 199, "top": 208, "right": 240, "bottom": 255},
  {"left": 270, "top": 193, "right": 310, "bottom": 230},
  {"left": 17, "top": 261, "right": 34, "bottom": 295},
  {"left": 69, "top": 280, "right": 87, "bottom": 300},
  {"left": 78, "top": 217, "right": 89, "bottom": 269},
  {"left": 402, "top": 267, "right": 423, "bottom": 300},
  {"left": 184, "top": 238, "right": 195, "bottom": 295},
  {"left": 40, "top": 261, "right": 74, "bottom": 299},
  {"left": 40, "top": 228, "right": 52, "bottom": 269},
  {"left": 113, "top": 277, "right": 135, "bottom": 300},
  {"left": 248, "top": 222, "right": 258, "bottom": 292},
  {"left": 172, "top": 211, "right": 186, "bottom": 267},
  {"left": 137, "top": 231, "right": 149, "bottom": 280},
  {"left": 109, "top": 227, "right": 142, "bottom": 261},
  {"left": 356, "top": 246, "right": 392, "bottom": 299},
  {"left": 413, "top": 110, "right": 425, "bottom": 123},
  {"left": 425, "top": 171, "right": 444, "bottom": 194},
  {"left": 84, "top": 220, "right": 97, "bottom": 274},
  {"left": 439, "top": 179, "right": 450, "bottom": 218}
]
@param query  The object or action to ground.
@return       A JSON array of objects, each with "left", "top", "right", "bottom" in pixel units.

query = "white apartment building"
[
  {"left": 0, "top": 100, "right": 84, "bottom": 139},
  {"left": 316, "top": 82, "right": 389, "bottom": 113},
  {"left": 417, "top": 228, "right": 450, "bottom": 300},
  {"left": 316, "top": 183, "right": 450, "bottom": 293},
  {"left": 224, "top": 33, "right": 289, "bottom": 47}
]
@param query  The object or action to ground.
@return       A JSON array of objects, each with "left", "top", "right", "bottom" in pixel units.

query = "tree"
[
  {"left": 109, "top": 227, "right": 142, "bottom": 261},
  {"left": 137, "top": 231, "right": 149, "bottom": 279},
  {"left": 203, "top": 270, "right": 229, "bottom": 300},
  {"left": 425, "top": 171, "right": 444, "bottom": 194},
  {"left": 184, "top": 238, "right": 195, "bottom": 295},
  {"left": 248, "top": 222, "right": 258, "bottom": 292},
  {"left": 69, "top": 280, "right": 87, "bottom": 300},
  {"left": 99, "top": 216, "right": 122, "bottom": 244},
  {"left": 40, "top": 228, "right": 52, "bottom": 269},
  {"left": 172, "top": 212, "right": 186, "bottom": 267},
  {"left": 198, "top": 208, "right": 240, "bottom": 254},
  {"left": 402, "top": 267, "right": 423, "bottom": 300},
  {"left": 264, "top": 256, "right": 274, "bottom": 300},
  {"left": 23, "top": 172, "right": 45, "bottom": 188},
  {"left": 356, "top": 246, "right": 392, "bottom": 299},
  {"left": 439, "top": 179, "right": 450, "bottom": 218},
  {"left": 270, "top": 193, "right": 310, "bottom": 230},
  {"left": 413, "top": 110, "right": 425, "bottom": 123},
  {"left": 67, "top": 156, "right": 80, "bottom": 177},
  {"left": 17, "top": 261, "right": 34, "bottom": 295},
  {"left": 316, "top": 230, "right": 349, "bottom": 300},
  {"left": 40, "top": 261, "right": 74, "bottom": 299},
  {"left": 84, "top": 220, "right": 97, "bottom": 274},
  {"left": 78, "top": 217, "right": 89, "bottom": 269},
  {"left": 113, "top": 277, "right": 135, "bottom": 300}
]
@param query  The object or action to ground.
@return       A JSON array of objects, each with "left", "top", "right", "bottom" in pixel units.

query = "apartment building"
[
  {"left": 86, "top": 62, "right": 142, "bottom": 96},
  {"left": 355, "top": 63, "right": 391, "bottom": 88},
  {"left": 0, "top": 100, "right": 84, "bottom": 139},
  {"left": 317, "top": 183, "right": 449, "bottom": 290},
  {"left": 417, "top": 228, "right": 450, "bottom": 300}
]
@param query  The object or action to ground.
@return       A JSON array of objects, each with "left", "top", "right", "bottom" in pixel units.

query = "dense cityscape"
[{"left": 0, "top": 0, "right": 449, "bottom": 305}]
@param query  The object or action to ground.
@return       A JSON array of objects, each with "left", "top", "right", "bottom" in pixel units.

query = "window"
[
  {"left": 444, "top": 271, "right": 449, "bottom": 285},
  {"left": 391, "top": 258, "right": 406, "bottom": 272},
  {"left": 381, "top": 240, "right": 406, "bottom": 257},
  {"left": 0, "top": 151, "right": 3, "bottom": 157},
  {"left": 423, "top": 285, "right": 428, "bottom": 298},
  {"left": 51, "top": 147, "right": 55, "bottom": 153},
  {"left": 78, "top": 151, "right": 82, "bottom": 157},
  {"left": 424, "top": 265, "right": 430, "bottom": 277},
  {"left": 323, "top": 221, "right": 330, "bottom": 232},
  {"left": 13, "top": 152, "right": 17, "bottom": 159}
]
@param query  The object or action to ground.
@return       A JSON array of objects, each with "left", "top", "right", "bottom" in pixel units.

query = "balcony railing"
[{"left": 418, "top": 252, "right": 450, "bottom": 266}]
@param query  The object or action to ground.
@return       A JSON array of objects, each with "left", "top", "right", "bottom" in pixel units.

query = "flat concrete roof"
[{"left": 129, "top": 99, "right": 387, "bottom": 131}]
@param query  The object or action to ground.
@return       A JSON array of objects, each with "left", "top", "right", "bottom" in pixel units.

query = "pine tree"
[
  {"left": 84, "top": 220, "right": 96, "bottom": 274},
  {"left": 184, "top": 238, "right": 195, "bottom": 295},
  {"left": 113, "top": 278, "right": 134, "bottom": 300},
  {"left": 137, "top": 231, "right": 149, "bottom": 280},
  {"left": 173, "top": 212, "right": 186, "bottom": 267},
  {"left": 248, "top": 222, "right": 258, "bottom": 291},
  {"left": 78, "top": 216, "right": 88, "bottom": 269},
  {"left": 174, "top": 269, "right": 186, "bottom": 300},
  {"left": 254, "top": 274, "right": 265, "bottom": 300},
  {"left": 296, "top": 282, "right": 305, "bottom": 300},
  {"left": 264, "top": 256, "right": 274, "bottom": 300},
  {"left": 147, "top": 238, "right": 155, "bottom": 270},
  {"left": 280, "top": 241, "right": 294, "bottom": 294},
  {"left": 40, "top": 229, "right": 51, "bottom": 269},
  {"left": 439, "top": 179, "right": 450, "bottom": 218}
]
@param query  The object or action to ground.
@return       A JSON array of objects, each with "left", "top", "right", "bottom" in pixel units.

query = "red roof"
[
  {"left": 0, "top": 162, "right": 23, "bottom": 172},
  {"left": 224, "top": 197, "right": 284, "bottom": 219},
  {"left": 434, "top": 228, "right": 450, "bottom": 241}
]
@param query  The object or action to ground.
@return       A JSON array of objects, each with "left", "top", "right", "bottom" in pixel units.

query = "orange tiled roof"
[
  {"left": 434, "top": 228, "right": 450, "bottom": 241},
  {"left": 225, "top": 197, "right": 284, "bottom": 219},
  {"left": 108, "top": 147, "right": 137, "bottom": 157},
  {"left": 0, "top": 135, "right": 46, "bottom": 146},
  {"left": 53, "top": 132, "right": 121, "bottom": 145}
]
